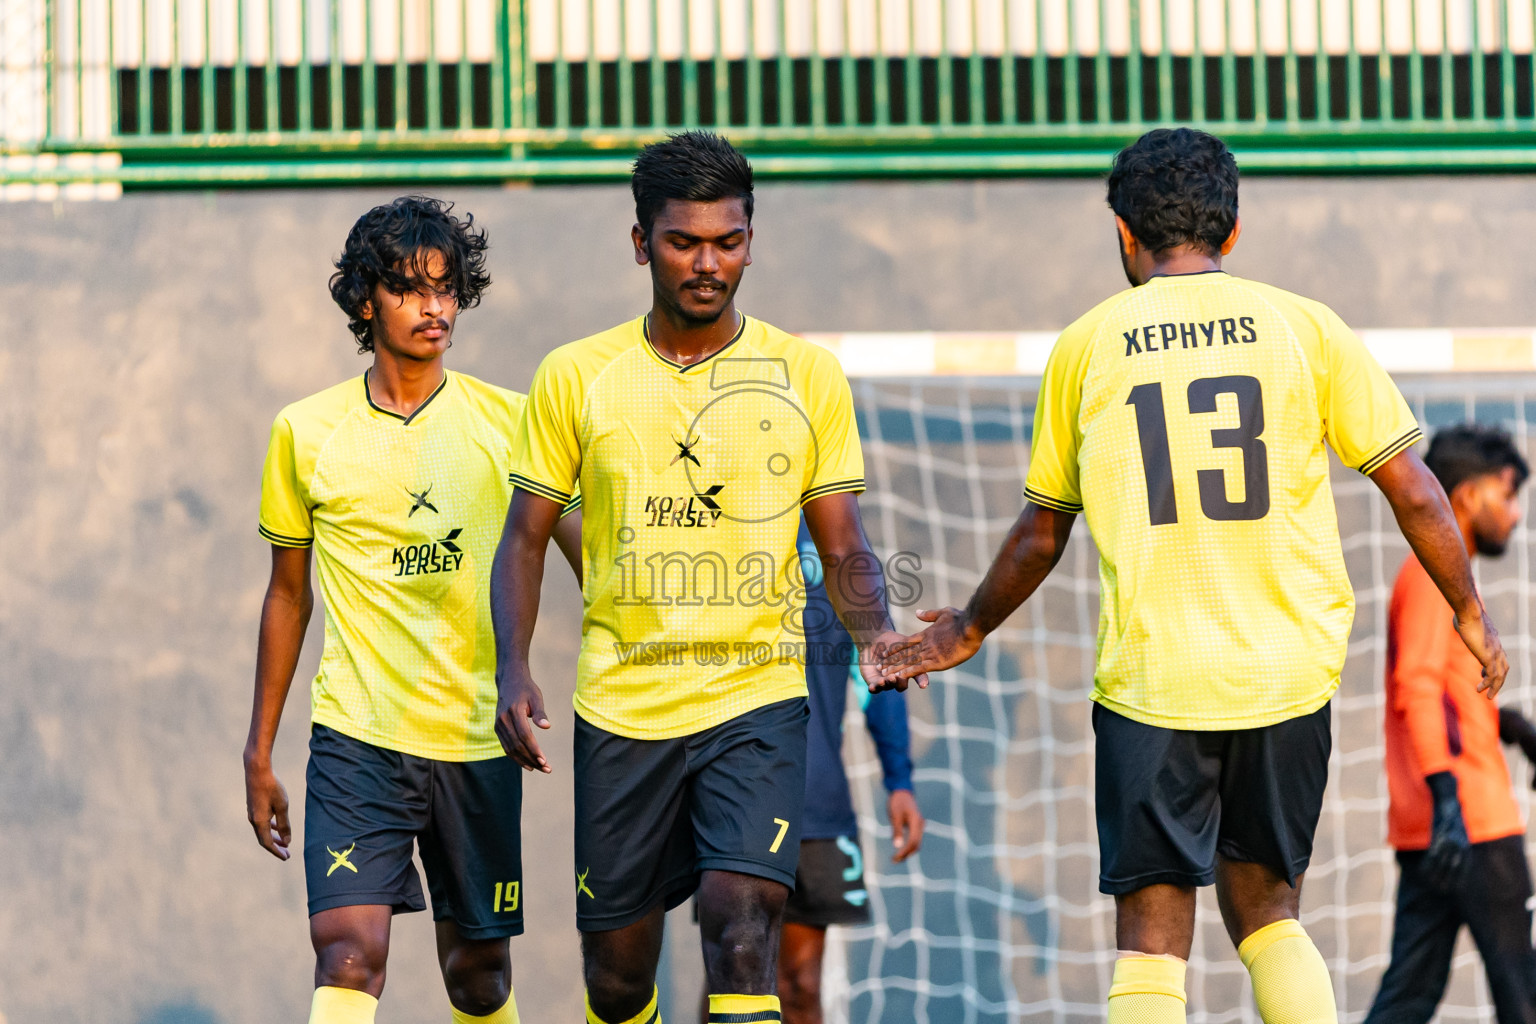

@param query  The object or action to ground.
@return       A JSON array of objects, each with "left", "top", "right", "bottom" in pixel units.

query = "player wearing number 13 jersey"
[
  {"left": 1028, "top": 248, "right": 1417, "bottom": 731},
  {"left": 883, "top": 128, "right": 1507, "bottom": 1024}
]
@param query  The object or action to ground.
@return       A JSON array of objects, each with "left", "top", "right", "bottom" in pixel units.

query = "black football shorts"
[
  {"left": 304, "top": 724, "right": 525, "bottom": 939},
  {"left": 572, "top": 697, "right": 809, "bottom": 932},
  {"left": 1093, "top": 701, "right": 1331, "bottom": 895}
]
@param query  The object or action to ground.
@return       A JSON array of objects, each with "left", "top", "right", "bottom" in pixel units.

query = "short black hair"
[
  {"left": 1107, "top": 128, "right": 1239, "bottom": 257},
  {"left": 329, "top": 195, "right": 490, "bottom": 353},
  {"left": 1424, "top": 423, "right": 1530, "bottom": 496},
  {"left": 631, "top": 131, "right": 754, "bottom": 237}
]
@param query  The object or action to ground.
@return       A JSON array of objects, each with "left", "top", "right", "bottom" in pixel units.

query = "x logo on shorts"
[{"left": 327, "top": 843, "right": 359, "bottom": 876}]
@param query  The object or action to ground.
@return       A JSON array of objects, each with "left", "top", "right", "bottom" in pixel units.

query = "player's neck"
[
  {"left": 646, "top": 303, "right": 742, "bottom": 367},
  {"left": 1458, "top": 517, "right": 1479, "bottom": 559},
  {"left": 367, "top": 352, "right": 446, "bottom": 418},
  {"left": 1144, "top": 252, "right": 1224, "bottom": 281}
]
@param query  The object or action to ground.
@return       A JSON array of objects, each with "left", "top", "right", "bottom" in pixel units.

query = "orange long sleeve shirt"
[{"left": 1384, "top": 554, "right": 1522, "bottom": 850}]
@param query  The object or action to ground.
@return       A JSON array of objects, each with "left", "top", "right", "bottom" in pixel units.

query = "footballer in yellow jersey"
[
  {"left": 884, "top": 129, "right": 1506, "bottom": 1024},
  {"left": 243, "top": 197, "right": 581, "bottom": 1024},
  {"left": 491, "top": 133, "right": 917, "bottom": 1024}
]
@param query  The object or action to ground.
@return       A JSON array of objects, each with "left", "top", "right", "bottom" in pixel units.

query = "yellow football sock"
[
  {"left": 451, "top": 986, "right": 520, "bottom": 1023},
  {"left": 585, "top": 987, "right": 661, "bottom": 1024},
  {"left": 309, "top": 986, "right": 378, "bottom": 1024},
  {"left": 1107, "top": 955, "right": 1187, "bottom": 1024},
  {"left": 707, "top": 994, "right": 781, "bottom": 1022},
  {"left": 1238, "top": 919, "right": 1338, "bottom": 1024}
]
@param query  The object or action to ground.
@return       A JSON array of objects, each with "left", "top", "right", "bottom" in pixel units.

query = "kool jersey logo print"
[
  {"left": 639, "top": 358, "right": 818, "bottom": 528},
  {"left": 392, "top": 529, "right": 465, "bottom": 576},
  {"left": 643, "top": 484, "right": 724, "bottom": 528},
  {"left": 406, "top": 483, "right": 439, "bottom": 517}
]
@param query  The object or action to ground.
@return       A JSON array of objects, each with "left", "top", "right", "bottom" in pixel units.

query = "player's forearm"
[
  {"left": 552, "top": 510, "right": 584, "bottom": 587},
  {"left": 821, "top": 549, "right": 896, "bottom": 646},
  {"left": 1372, "top": 452, "right": 1482, "bottom": 620},
  {"left": 244, "top": 584, "right": 311, "bottom": 768},
  {"left": 865, "top": 690, "right": 914, "bottom": 790},
  {"left": 490, "top": 531, "right": 547, "bottom": 684},
  {"left": 803, "top": 493, "right": 895, "bottom": 645},
  {"left": 961, "top": 503, "right": 1075, "bottom": 638}
]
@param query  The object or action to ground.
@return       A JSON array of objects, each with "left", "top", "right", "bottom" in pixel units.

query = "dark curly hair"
[
  {"left": 1107, "top": 128, "right": 1239, "bottom": 257},
  {"left": 1425, "top": 423, "right": 1530, "bottom": 496},
  {"left": 329, "top": 195, "right": 490, "bottom": 352},
  {"left": 632, "top": 131, "right": 754, "bottom": 237}
]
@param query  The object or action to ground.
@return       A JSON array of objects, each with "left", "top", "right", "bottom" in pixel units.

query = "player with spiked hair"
[
  {"left": 244, "top": 195, "right": 581, "bottom": 1024},
  {"left": 491, "top": 131, "right": 920, "bottom": 1024},
  {"left": 881, "top": 128, "right": 1507, "bottom": 1024}
]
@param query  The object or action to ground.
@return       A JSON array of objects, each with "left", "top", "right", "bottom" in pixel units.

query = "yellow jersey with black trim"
[
  {"left": 259, "top": 370, "right": 579, "bottom": 761},
  {"left": 1026, "top": 272, "right": 1421, "bottom": 731},
  {"left": 512, "top": 314, "right": 866, "bottom": 740}
]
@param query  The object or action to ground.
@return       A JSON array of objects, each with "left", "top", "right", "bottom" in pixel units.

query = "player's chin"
[{"left": 677, "top": 291, "right": 731, "bottom": 321}]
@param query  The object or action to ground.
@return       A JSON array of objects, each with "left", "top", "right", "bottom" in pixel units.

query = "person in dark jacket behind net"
[
  {"left": 778, "top": 519, "right": 925, "bottom": 1024},
  {"left": 699, "top": 518, "right": 924, "bottom": 1024}
]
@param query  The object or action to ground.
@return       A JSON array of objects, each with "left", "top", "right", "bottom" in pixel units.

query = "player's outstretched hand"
[
  {"left": 1422, "top": 771, "right": 1470, "bottom": 892},
  {"left": 496, "top": 675, "right": 552, "bottom": 774},
  {"left": 880, "top": 607, "right": 984, "bottom": 682},
  {"left": 861, "top": 629, "right": 929, "bottom": 693},
  {"left": 1453, "top": 604, "right": 1508, "bottom": 698},
  {"left": 244, "top": 762, "right": 292, "bottom": 861},
  {"left": 888, "top": 789, "right": 925, "bottom": 863}
]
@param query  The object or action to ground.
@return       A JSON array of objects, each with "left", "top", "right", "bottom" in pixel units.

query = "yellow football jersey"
[
  {"left": 1026, "top": 272, "right": 1421, "bottom": 730},
  {"left": 512, "top": 314, "right": 865, "bottom": 740},
  {"left": 259, "top": 370, "right": 578, "bottom": 761}
]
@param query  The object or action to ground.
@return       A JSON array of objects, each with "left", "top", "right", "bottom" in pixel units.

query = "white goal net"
[{"left": 825, "top": 374, "right": 1536, "bottom": 1024}]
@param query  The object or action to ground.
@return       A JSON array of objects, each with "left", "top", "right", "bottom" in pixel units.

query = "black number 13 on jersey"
[{"left": 1127, "top": 375, "right": 1270, "bottom": 525}]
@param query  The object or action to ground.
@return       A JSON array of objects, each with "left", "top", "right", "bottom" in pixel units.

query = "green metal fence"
[{"left": 8, "top": 0, "right": 1536, "bottom": 188}]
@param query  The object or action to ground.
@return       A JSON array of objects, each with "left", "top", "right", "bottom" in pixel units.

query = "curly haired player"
[{"left": 244, "top": 195, "right": 580, "bottom": 1024}]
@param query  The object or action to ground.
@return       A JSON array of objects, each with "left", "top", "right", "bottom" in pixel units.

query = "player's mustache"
[
  {"left": 415, "top": 318, "right": 450, "bottom": 333},
  {"left": 683, "top": 277, "right": 728, "bottom": 290}
]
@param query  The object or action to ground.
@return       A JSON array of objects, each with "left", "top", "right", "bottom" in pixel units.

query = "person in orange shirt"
[{"left": 1368, "top": 423, "right": 1536, "bottom": 1024}]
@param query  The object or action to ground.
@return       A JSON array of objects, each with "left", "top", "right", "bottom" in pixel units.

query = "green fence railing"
[{"left": 9, "top": 0, "right": 1536, "bottom": 188}]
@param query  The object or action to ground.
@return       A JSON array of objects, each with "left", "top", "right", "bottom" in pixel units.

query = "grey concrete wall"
[{"left": 3, "top": 174, "right": 1535, "bottom": 1024}]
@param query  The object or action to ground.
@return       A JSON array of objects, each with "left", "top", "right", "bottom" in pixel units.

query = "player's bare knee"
[
  {"left": 582, "top": 951, "right": 655, "bottom": 1016},
  {"left": 1215, "top": 859, "right": 1302, "bottom": 944},
  {"left": 778, "top": 954, "right": 822, "bottom": 1010},
  {"left": 705, "top": 914, "right": 779, "bottom": 992},
  {"left": 440, "top": 941, "right": 511, "bottom": 1015},
  {"left": 313, "top": 936, "right": 388, "bottom": 992}
]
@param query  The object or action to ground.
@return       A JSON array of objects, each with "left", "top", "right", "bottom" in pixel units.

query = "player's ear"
[
  {"left": 632, "top": 223, "right": 650, "bottom": 265},
  {"left": 1113, "top": 216, "right": 1137, "bottom": 258},
  {"left": 1220, "top": 216, "right": 1242, "bottom": 256},
  {"left": 744, "top": 224, "right": 753, "bottom": 267},
  {"left": 1449, "top": 478, "right": 1477, "bottom": 515}
]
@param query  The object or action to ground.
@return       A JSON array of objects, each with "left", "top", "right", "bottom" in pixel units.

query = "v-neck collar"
[
  {"left": 364, "top": 369, "right": 450, "bottom": 425},
  {"left": 640, "top": 314, "right": 748, "bottom": 374}
]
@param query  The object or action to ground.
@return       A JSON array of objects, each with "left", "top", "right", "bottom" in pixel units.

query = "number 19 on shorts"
[{"left": 493, "top": 880, "right": 520, "bottom": 913}]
